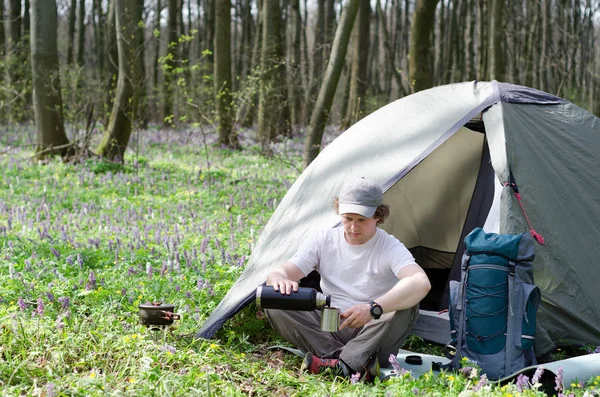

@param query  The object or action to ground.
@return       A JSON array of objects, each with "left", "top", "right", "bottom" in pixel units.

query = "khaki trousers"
[{"left": 265, "top": 305, "right": 419, "bottom": 372}]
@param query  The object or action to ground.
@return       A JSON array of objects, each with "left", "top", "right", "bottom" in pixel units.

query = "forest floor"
[{"left": 0, "top": 126, "right": 598, "bottom": 396}]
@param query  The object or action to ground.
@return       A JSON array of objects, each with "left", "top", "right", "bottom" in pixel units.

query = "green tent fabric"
[{"left": 198, "top": 81, "right": 600, "bottom": 356}]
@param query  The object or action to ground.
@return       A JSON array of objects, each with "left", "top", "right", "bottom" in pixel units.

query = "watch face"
[{"left": 370, "top": 303, "right": 383, "bottom": 318}]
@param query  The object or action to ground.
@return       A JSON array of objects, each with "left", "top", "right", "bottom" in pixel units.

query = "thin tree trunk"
[
  {"left": 31, "top": 0, "right": 70, "bottom": 158},
  {"left": 409, "top": 0, "right": 440, "bottom": 92},
  {"left": 23, "top": 0, "right": 30, "bottom": 35},
  {"left": 488, "top": 0, "right": 505, "bottom": 81},
  {"left": 477, "top": 0, "right": 487, "bottom": 80},
  {"left": 377, "top": 0, "right": 404, "bottom": 96},
  {"left": 467, "top": 0, "right": 476, "bottom": 80},
  {"left": 93, "top": 0, "right": 106, "bottom": 75},
  {"left": 239, "top": 0, "right": 263, "bottom": 127},
  {"left": 287, "top": 0, "right": 302, "bottom": 127},
  {"left": 538, "top": 0, "right": 547, "bottom": 90},
  {"left": 0, "top": 4, "right": 4, "bottom": 54},
  {"left": 215, "top": 0, "right": 237, "bottom": 147},
  {"left": 77, "top": 0, "right": 86, "bottom": 66},
  {"left": 67, "top": 0, "right": 77, "bottom": 64},
  {"left": 163, "top": 0, "right": 178, "bottom": 127},
  {"left": 135, "top": 0, "right": 147, "bottom": 129},
  {"left": 303, "top": 0, "right": 360, "bottom": 168},
  {"left": 153, "top": 0, "right": 161, "bottom": 107},
  {"left": 7, "top": 0, "right": 21, "bottom": 49},
  {"left": 97, "top": 0, "right": 144, "bottom": 160},
  {"left": 342, "top": 0, "right": 369, "bottom": 128},
  {"left": 104, "top": 0, "right": 119, "bottom": 125},
  {"left": 305, "top": 0, "right": 326, "bottom": 112},
  {"left": 257, "top": 0, "right": 290, "bottom": 143}
]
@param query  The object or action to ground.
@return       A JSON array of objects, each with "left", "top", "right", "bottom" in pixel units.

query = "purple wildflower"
[
  {"left": 46, "top": 292, "right": 55, "bottom": 302},
  {"left": 474, "top": 374, "right": 488, "bottom": 391},
  {"left": 86, "top": 271, "right": 96, "bottom": 290},
  {"left": 389, "top": 354, "right": 402, "bottom": 372},
  {"left": 46, "top": 382, "right": 56, "bottom": 397},
  {"left": 516, "top": 374, "right": 530, "bottom": 391},
  {"left": 127, "top": 267, "right": 135, "bottom": 276},
  {"left": 18, "top": 297, "right": 26, "bottom": 311},
  {"left": 36, "top": 298, "right": 45, "bottom": 316},
  {"left": 197, "top": 279, "right": 204, "bottom": 291},
  {"left": 200, "top": 238, "right": 209, "bottom": 254},
  {"left": 58, "top": 296, "right": 70, "bottom": 310},
  {"left": 146, "top": 263, "right": 153, "bottom": 278},
  {"left": 350, "top": 372, "right": 361, "bottom": 384},
  {"left": 50, "top": 247, "right": 60, "bottom": 260},
  {"left": 175, "top": 285, "right": 181, "bottom": 292},
  {"left": 160, "top": 344, "right": 177, "bottom": 354},
  {"left": 555, "top": 367, "right": 564, "bottom": 393},
  {"left": 532, "top": 367, "right": 545, "bottom": 384},
  {"left": 412, "top": 387, "right": 420, "bottom": 395}
]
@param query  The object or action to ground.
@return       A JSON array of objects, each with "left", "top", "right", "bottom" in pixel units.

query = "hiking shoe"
[
  {"left": 301, "top": 353, "right": 343, "bottom": 375},
  {"left": 360, "top": 355, "right": 381, "bottom": 383}
]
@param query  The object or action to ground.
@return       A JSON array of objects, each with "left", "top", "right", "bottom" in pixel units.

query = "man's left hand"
[{"left": 339, "top": 304, "right": 372, "bottom": 330}]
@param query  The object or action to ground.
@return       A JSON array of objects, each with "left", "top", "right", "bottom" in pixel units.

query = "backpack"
[{"left": 448, "top": 228, "right": 541, "bottom": 379}]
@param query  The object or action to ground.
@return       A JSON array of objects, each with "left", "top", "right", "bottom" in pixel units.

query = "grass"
[{"left": 1, "top": 126, "right": 598, "bottom": 396}]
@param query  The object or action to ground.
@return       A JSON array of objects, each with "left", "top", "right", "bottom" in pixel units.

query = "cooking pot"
[{"left": 138, "top": 302, "right": 180, "bottom": 327}]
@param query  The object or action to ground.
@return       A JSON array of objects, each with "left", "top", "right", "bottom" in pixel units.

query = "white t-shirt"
[{"left": 289, "top": 226, "right": 417, "bottom": 312}]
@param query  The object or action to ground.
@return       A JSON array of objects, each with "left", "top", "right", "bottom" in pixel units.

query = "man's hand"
[
  {"left": 339, "top": 303, "right": 372, "bottom": 330},
  {"left": 271, "top": 278, "right": 298, "bottom": 295},
  {"left": 266, "top": 261, "right": 305, "bottom": 295}
]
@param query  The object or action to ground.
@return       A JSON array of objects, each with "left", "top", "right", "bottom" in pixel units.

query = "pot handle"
[{"left": 160, "top": 311, "right": 181, "bottom": 321}]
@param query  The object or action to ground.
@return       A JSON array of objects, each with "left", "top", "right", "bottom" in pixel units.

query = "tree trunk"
[
  {"left": 77, "top": 0, "right": 86, "bottom": 66},
  {"left": 0, "top": 4, "right": 4, "bottom": 54},
  {"left": 305, "top": 0, "right": 326, "bottom": 112},
  {"left": 286, "top": 0, "right": 302, "bottom": 127},
  {"left": 163, "top": 0, "right": 178, "bottom": 127},
  {"left": 537, "top": 0, "right": 547, "bottom": 90},
  {"left": 239, "top": 0, "right": 263, "bottom": 128},
  {"left": 153, "top": 0, "right": 162, "bottom": 119},
  {"left": 7, "top": 0, "right": 21, "bottom": 49},
  {"left": 488, "top": 0, "right": 505, "bottom": 81},
  {"left": 343, "top": 0, "right": 370, "bottom": 128},
  {"left": 215, "top": 0, "right": 237, "bottom": 147},
  {"left": 377, "top": 0, "right": 404, "bottom": 97},
  {"left": 257, "top": 0, "right": 290, "bottom": 143},
  {"left": 31, "top": 0, "right": 70, "bottom": 158},
  {"left": 134, "top": 0, "right": 147, "bottom": 129},
  {"left": 467, "top": 0, "right": 476, "bottom": 80},
  {"left": 93, "top": 0, "right": 106, "bottom": 75},
  {"left": 23, "top": 0, "right": 30, "bottom": 35},
  {"left": 67, "top": 0, "right": 77, "bottom": 64},
  {"left": 303, "top": 0, "right": 360, "bottom": 168},
  {"left": 409, "top": 0, "right": 440, "bottom": 92},
  {"left": 97, "top": 0, "right": 144, "bottom": 160},
  {"left": 104, "top": 0, "right": 119, "bottom": 126},
  {"left": 477, "top": 0, "right": 487, "bottom": 80}
]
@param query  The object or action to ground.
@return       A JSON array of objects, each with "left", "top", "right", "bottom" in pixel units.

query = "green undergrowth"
[{"left": 1, "top": 130, "right": 598, "bottom": 396}]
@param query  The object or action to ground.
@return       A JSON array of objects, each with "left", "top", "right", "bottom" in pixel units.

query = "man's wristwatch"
[{"left": 369, "top": 301, "right": 383, "bottom": 320}]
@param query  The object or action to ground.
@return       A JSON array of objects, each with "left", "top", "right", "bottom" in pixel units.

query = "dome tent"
[{"left": 197, "top": 81, "right": 600, "bottom": 354}]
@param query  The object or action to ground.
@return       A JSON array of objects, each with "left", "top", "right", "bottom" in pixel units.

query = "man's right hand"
[
  {"left": 266, "top": 261, "right": 305, "bottom": 295},
  {"left": 270, "top": 278, "right": 299, "bottom": 295}
]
